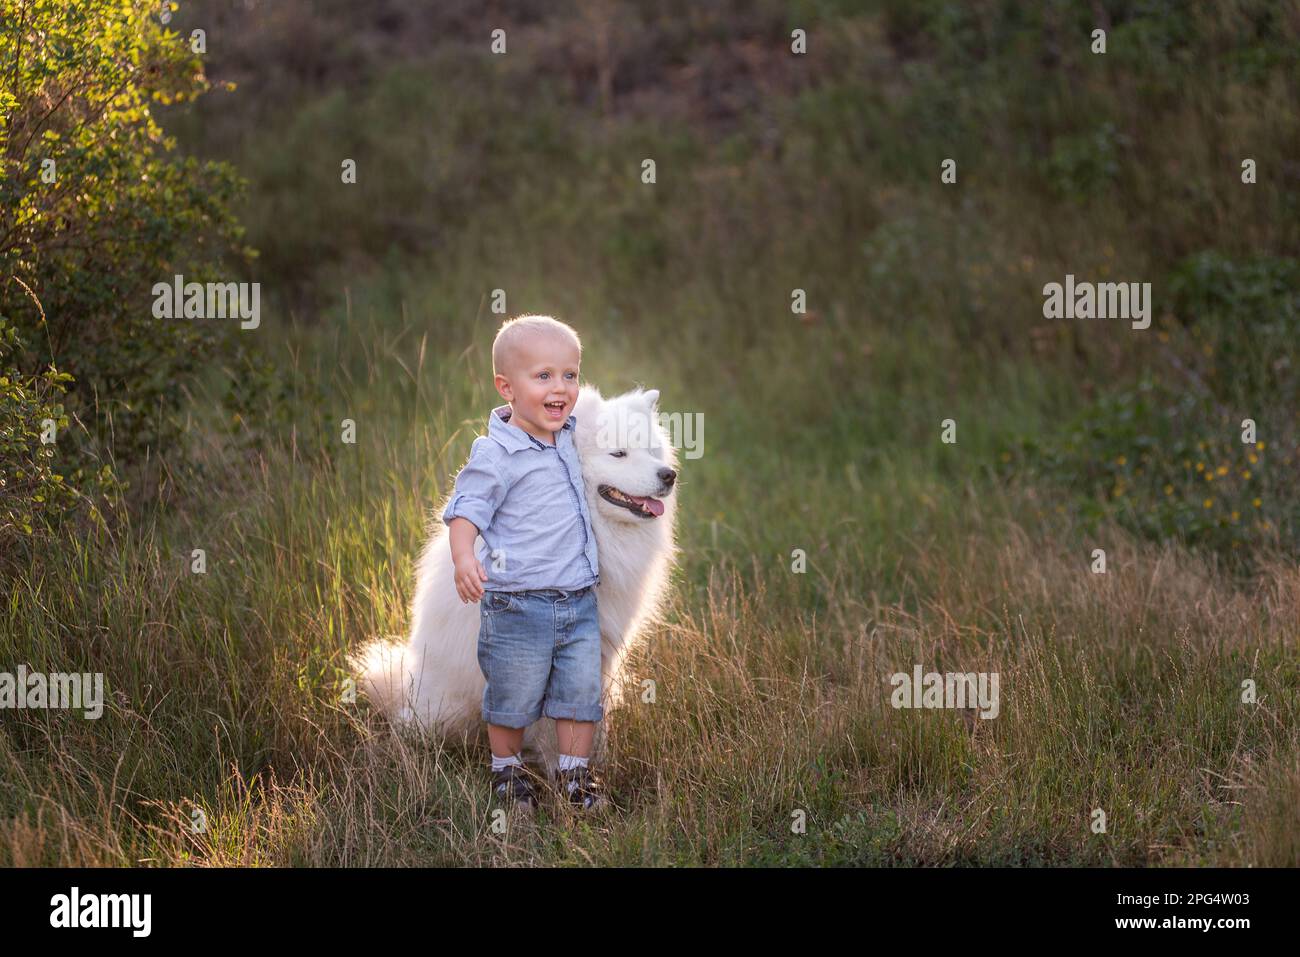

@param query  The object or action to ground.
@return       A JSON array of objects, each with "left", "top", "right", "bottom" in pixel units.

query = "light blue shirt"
[{"left": 441, "top": 404, "right": 599, "bottom": 592}]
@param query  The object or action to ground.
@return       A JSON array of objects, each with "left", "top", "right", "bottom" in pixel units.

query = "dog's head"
[{"left": 573, "top": 386, "right": 678, "bottom": 525}]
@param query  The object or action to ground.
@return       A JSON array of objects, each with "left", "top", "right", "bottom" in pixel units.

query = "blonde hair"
[{"left": 491, "top": 314, "right": 582, "bottom": 377}]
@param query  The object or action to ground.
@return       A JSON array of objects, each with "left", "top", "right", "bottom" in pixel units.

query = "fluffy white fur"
[{"left": 355, "top": 386, "right": 678, "bottom": 769}]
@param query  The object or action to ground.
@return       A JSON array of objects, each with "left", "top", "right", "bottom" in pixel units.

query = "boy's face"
[{"left": 494, "top": 333, "right": 580, "bottom": 442}]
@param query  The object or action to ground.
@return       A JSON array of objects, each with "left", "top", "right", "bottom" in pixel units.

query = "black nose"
[{"left": 658, "top": 467, "right": 677, "bottom": 486}]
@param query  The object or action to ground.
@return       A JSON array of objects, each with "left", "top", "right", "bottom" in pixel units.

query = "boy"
[{"left": 443, "top": 314, "right": 607, "bottom": 813}]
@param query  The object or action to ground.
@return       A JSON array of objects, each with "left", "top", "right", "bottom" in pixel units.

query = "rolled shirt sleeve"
[{"left": 441, "top": 438, "right": 509, "bottom": 533}]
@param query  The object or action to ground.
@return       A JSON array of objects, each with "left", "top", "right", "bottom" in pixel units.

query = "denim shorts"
[{"left": 477, "top": 585, "right": 604, "bottom": 728}]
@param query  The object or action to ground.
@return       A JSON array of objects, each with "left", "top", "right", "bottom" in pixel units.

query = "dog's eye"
[{"left": 610, "top": 450, "right": 627, "bottom": 458}]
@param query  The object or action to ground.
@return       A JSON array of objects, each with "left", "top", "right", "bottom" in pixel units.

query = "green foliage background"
[
  {"left": 0, "top": 0, "right": 248, "bottom": 565},
  {"left": 160, "top": 0, "right": 1300, "bottom": 565}
]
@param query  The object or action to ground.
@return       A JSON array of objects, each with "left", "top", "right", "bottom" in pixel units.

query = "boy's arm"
[
  {"left": 442, "top": 439, "right": 507, "bottom": 603},
  {"left": 448, "top": 517, "right": 488, "bottom": 602}
]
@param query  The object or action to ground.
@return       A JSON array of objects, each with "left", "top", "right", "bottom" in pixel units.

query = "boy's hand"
[
  {"left": 447, "top": 516, "right": 488, "bottom": 602},
  {"left": 453, "top": 555, "right": 489, "bottom": 603}
]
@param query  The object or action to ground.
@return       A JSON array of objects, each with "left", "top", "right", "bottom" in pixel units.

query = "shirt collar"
[{"left": 487, "top": 404, "right": 575, "bottom": 453}]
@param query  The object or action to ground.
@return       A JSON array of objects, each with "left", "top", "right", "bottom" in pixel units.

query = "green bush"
[
  {"left": 0, "top": 0, "right": 249, "bottom": 548},
  {"left": 1008, "top": 252, "right": 1300, "bottom": 560},
  {"left": 0, "top": 317, "right": 74, "bottom": 551},
  {"left": 1011, "top": 377, "right": 1291, "bottom": 560}
]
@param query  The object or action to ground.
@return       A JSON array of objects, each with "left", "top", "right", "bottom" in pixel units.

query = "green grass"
[{"left": 2, "top": 253, "right": 1297, "bottom": 866}]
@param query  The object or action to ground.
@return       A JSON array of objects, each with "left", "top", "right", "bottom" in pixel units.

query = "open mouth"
[
  {"left": 543, "top": 400, "right": 567, "bottom": 420},
  {"left": 598, "top": 484, "right": 665, "bottom": 519}
]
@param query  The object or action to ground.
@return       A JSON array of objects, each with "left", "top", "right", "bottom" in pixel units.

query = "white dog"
[{"left": 356, "top": 386, "right": 678, "bottom": 769}]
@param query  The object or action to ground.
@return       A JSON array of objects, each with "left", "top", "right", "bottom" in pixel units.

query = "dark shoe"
[
  {"left": 491, "top": 765, "right": 539, "bottom": 813},
  {"left": 554, "top": 765, "right": 610, "bottom": 812}
]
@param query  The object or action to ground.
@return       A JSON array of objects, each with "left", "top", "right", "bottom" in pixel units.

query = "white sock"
[
  {"left": 557, "top": 753, "right": 589, "bottom": 772},
  {"left": 491, "top": 752, "right": 523, "bottom": 772}
]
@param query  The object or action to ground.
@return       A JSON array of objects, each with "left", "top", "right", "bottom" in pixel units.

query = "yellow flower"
[
  {"left": 1241, "top": 470, "right": 1251, "bottom": 479},
  {"left": 1163, "top": 484, "right": 1174, "bottom": 495},
  {"left": 1252, "top": 498, "right": 1262, "bottom": 508},
  {"left": 1115, "top": 455, "right": 1127, "bottom": 465},
  {"left": 1195, "top": 462, "right": 1205, "bottom": 472},
  {"left": 1203, "top": 498, "right": 1214, "bottom": 509},
  {"left": 1248, "top": 454, "right": 1258, "bottom": 464},
  {"left": 1257, "top": 441, "right": 1266, "bottom": 450},
  {"left": 1216, "top": 465, "right": 1228, "bottom": 476},
  {"left": 1204, "top": 473, "right": 1214, "bottom": 482},
  {"left": 1231, "top": 511, "right": 1240, "bottom": 522}
]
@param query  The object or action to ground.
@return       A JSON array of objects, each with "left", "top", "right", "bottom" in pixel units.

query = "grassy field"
[
  {"left": 2, "top": 1, "right": 1298, "bottom": 866},
  {"left": 3, "top": 253, "right": 1296, "bottom": 866}
]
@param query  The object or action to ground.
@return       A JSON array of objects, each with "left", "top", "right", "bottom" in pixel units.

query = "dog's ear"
[{"left": 643, "top": 389, "right": 659, "bottom": 410}]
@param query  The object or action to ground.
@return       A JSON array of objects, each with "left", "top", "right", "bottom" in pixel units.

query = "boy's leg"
[
  {"left": 541, "top": 587, "right": 605, "bottom": 731},
  {"left": 477, "top": 591, "right": 549, "bottom": 749},
  {"left": 555, "top": 719, "right": 595, "bottom": 759},
  {"left": 478, "top": 592, "right": 553, "bottom": 811},
  {"left": 488, "top": 724, "right": 526, "bottom": 758},
  {"left": 544, "top": 588, "right": 609, "bottom": 810},
  {"left": 544, "top": 587, "right": 607, "bottom": 797}
]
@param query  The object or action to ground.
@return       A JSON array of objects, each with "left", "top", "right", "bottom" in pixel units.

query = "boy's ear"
[{"left": 494, "top": 373, "right": 513, "bottom": 402}]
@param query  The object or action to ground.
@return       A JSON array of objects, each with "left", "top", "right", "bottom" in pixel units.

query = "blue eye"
[{"left": 538, "top": 372, "right": 549, "bottom": 380}]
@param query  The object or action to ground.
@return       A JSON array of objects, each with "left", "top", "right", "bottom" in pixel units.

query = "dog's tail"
[{"left": 351, "top": 638, "right": 412, "bottom": 721}]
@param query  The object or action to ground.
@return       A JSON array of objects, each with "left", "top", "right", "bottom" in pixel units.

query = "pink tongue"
[{"left": 628, "top": 495, "right": 664, "bottom": 516}]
